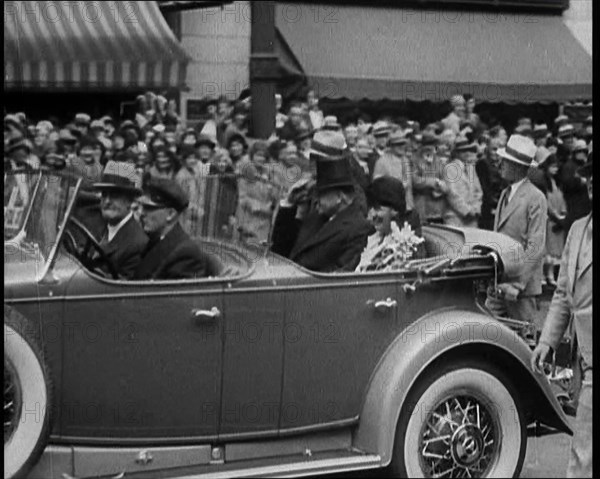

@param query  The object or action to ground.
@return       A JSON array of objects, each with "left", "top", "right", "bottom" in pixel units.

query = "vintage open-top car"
[{"left": 5, "top": 170, "right": 571, "bottom": 479}]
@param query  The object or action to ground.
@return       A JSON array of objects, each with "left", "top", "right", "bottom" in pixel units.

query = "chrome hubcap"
[
  {"left": 4, "top": 359, "right": 21, "bottom": 444},
  {"left": 420, "top": 395, "right": 498, "bottom": 477}
]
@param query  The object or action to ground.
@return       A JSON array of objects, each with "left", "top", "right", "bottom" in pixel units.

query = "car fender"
[{"left": 354, "top": 307, "right": 573, "bottom": 466}]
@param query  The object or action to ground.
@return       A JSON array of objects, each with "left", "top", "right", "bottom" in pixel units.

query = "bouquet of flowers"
[{"left": 356, "top": 221, "right": 425, "bottom": 272}]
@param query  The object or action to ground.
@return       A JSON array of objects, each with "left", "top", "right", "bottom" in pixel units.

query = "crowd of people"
[{"left": 4, "top": 90, "right": 593, "bottom": 281}]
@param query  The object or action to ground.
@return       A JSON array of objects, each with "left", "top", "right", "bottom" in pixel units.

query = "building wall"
[{"left": 179, "top": 1, "right": 251, "bottom": 123}]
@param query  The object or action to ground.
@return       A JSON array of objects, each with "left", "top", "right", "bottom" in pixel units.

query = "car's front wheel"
[
  {"left": 4, "top": 306, "right": 53, "bottom": 479},
  {"left": 391, "top": 360, "right": 526, "bottom": 478}
]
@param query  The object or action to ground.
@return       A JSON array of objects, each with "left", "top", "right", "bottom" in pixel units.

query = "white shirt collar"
[
  {"left": 508, "top": 178, "right": 527, "bottom": 202},
  {"left": 106, "top": 212, "right": 133, "bottom": 243}
]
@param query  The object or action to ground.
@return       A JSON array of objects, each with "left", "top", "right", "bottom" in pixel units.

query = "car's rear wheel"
[
  {"left": 4, "top": 306, "right": 53, "bottom": 479},
  {"left": 391, "top": 360, "right": 526, "bottom": 478}
]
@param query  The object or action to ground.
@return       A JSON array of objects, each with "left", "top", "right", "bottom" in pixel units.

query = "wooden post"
[{"left": 250, "top": 1, "right": 278, "bottom": 139}]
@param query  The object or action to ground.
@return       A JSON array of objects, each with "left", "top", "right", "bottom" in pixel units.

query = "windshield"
[{"left": 4, "top": 170, "right": 81, "bottom": 272}]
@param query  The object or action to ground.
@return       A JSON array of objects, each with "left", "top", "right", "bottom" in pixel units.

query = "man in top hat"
[
  {"left": 442, "top": 136, "right": 482, "bottom": 228},
  {"left": 270, "top": 130, "right": 373, "bottom": 272},
  {"left": 531, "top": 152, "right": 593, "bottom": 478},
  {"left": 133, "top": 178, "right": 210, "bottom": 280},
  {"left": 90, "top": 161, "right": 149, "bottom": 279},
  {"left": 485, "top": 134, "right": 548, "bottom": 331},
  {"left": 560, "top": 138, "right": 592, "bottom": 234},
  {"left": 372, "top": 130, "right": 415, "bottom": 213}
]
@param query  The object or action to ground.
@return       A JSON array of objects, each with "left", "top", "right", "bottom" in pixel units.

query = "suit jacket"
[
  {"left": 133, "top": 223, "right": 209, "bottom": 280},
  {"left": 443, "top": 159, "right": 482, "bottom": 228},
  {"left": 100, "top": 216, "right": 149, "bottom": 280},
  {"left": 271, "top": 200, "right": 373, "bottom": 273},
  {"left": 494, "top": 178, "right": 547, "bottom": 296},
  {"left": 558, "top": 158, "right": 591, "bottom": 234},
  {"left": 539, "top": 214, "right": 592, "bottom": 368},
  {"left": 476, "top": 157, "right": 507, "bottom": 230},
  {"left": 372, "top": 150, "right": 414, "bottom": 211}
]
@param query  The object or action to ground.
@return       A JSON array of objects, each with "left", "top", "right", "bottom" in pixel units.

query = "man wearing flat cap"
[
  {"left": 90, "top": 161, "right": 148, "bottom": 279},
  {"left": 485, "top": 134, "right": 548, "bottom": 333},
  {"left": 270, "top": 130, "right": 373, "bottom": 272},
  {"left": 532, "top": 152, "right": 593, "bottom": 478},
  {"left": 133, "top": 178, "right": 209, "bottom": 280}
]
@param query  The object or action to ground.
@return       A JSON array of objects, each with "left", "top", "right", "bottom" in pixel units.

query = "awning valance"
[
  {"left": 276, "top": 3, "right": 592, "bottom": 103},
  {"left": 4, "top": 1, "right": 190, "bottom": 91}
]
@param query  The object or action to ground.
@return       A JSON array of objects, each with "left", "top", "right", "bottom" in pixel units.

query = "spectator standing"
[
  {"left": 539, "top": 153, "right": 567, "bottom": 286},
  {"left": 531, "top": 153, "right": 592, "bottom": 479},
  {"left": 196, "top": 134, "right": 216, "bottom": 176},
  {"left": 476, "top": 135, "right": 507, "bottom": 230},
  {"left": 235, "top": 141, "right": 279, "bottom": 244},
  {"left": 443, "top": 137, "right": 482, "bottom": 227},
  {"left": 412, "top": 134, "right": 448, "bottom": 225},
  {"left": 175, "top": 145, "right": 205, "bottom": 237},
  {"left": 371, "top": 121, "right": 391, "bottom": 158},
  {"left": 441, "top": 95, "right": 466, "bottom": 135},
  {"left": 485, "top": 134, "right": 547, "bottom": 332},
  {"left": 559, "top": 139, "right": 591, "bottom": 234},
  {"left": 306, "top": 89, "right": 324, "bottom": 131},
  {"left": 372, "top": 130, "right": 414, "bottom": 212},
  {"left": 149, "top": 147, "right": 178, "bottom": 181},
  {"left": 227, "top": 133, "right": 250, "bottom": 172},
  {"left": 208, "top": 150, "right": 238, "bottom": 238},
  {"left": 463, "top": 94, "right": 481, "bottom": 130}
]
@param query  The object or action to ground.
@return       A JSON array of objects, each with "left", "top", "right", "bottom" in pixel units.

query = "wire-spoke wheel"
[
  {"left": 4, "top": 306, "right": 53, "bottom": 479},
  {"left": 391, "top": 360, "right": 526, "bottom": 478},
  {"left": 4, "top": 358, "right": 22, "bottom": 445}
]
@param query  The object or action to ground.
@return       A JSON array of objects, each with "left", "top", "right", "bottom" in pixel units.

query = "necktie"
[{"left": 499, "top": 187, "right": 510, "bottom": 215}]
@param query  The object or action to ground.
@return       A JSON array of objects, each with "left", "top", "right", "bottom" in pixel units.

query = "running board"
[{"left": 74, "top": 450, "right": 382, "bottom": 479}]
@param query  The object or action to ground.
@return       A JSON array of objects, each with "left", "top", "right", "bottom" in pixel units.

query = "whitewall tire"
[
  {"left": 4, "top": 307, "right": 52, "bottom": 479},
  {"left": 391, "top": 360, "right": 526, "bottom": 478}
]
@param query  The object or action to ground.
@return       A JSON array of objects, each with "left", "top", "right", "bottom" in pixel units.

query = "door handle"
[
  {"left": 192, "top": 307, "right": 221, "bottom": 323},
  {"left": 367, "top": 297, "right": 397, "bottom": 313}
]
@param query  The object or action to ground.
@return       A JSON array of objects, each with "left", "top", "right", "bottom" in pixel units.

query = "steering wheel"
[{"left": 65, "top": 217, "right": 119, "bottom": 279}]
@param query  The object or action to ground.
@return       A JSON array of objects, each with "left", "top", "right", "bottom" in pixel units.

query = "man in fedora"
[
  {"left": 373, "top": 130, "right": 415, "bottom": 213},
  {"left": 531, "top": 152, "right": 593, "bottom": 478},
  {"left": 485, "top": 134, "right": 548, "bottom": 330},
  {"left": 270, "top": 130, "right": 373, "bottom": 272},
  {"left": 91, "top": 161, "right": 149, "bottom": 279},
  {"left": 442, "top": 136, "right": 482, "bottom": 228},
  {"left": 133, "top": 178, "right": 210, "bottom": 280}
]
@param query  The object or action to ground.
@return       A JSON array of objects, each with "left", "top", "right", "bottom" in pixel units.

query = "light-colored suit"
[
  {"left": 539, "top": 214, "right": 592, "bottom": 478},
  {"left": 485, "top": 178, "right": 547, "bottom": 325},
  {"left": 494, "top": 178, "right": 548, "bottom": 296},
  {"left": 442, "top": 159, "right": 482, "bottom": 228}
]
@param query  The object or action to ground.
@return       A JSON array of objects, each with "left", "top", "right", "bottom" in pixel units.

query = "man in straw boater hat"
[
  {"left": 270, "top": 130, "right": 372, "bottom": 272},
  {"left": 91, "top": 161, "right": 149, "bottom": 279},
  {"left": 532, "top": 151, "right": 593, "bottom": 478},
  {"left": 485, "top": 134, "right": 548, "bottom": 335}
]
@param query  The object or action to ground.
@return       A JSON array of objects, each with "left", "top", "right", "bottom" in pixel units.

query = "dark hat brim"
[
  {"left": 316, "top": 181, "right": 355, "bottom": 192},
  {"left": 196, "top": 138, "right": 216, "bottom": 149},
  {"left": 92, "top": 183, "right": 142, "bottom": 196}
]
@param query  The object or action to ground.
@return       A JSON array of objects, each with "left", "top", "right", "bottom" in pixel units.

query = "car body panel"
[
  {"left": 4, "top": 170, "right": 571, "bottom": 478},
  {"left": 354, "top": 308, "right": 573, "bottom": 465}
]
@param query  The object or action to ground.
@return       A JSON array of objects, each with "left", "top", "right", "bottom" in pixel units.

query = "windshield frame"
[
  {"left": 38, "top": 174, "right": 83, "bottom": 282},
  {"left": 4, "top": 170, "right": 43, "bottom": 242}
]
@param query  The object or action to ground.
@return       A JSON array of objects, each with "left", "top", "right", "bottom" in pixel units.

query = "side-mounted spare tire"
[
  {"left": 390, "top": 359, "right": 527, "bottom": 478},
  {"left": 4, "top": 305, "right": 53, "bottom": 479}
]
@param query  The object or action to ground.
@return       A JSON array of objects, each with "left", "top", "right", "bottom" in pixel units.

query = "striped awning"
[{"left": 4, "top": 1, "right": 190, "bottom": 91}]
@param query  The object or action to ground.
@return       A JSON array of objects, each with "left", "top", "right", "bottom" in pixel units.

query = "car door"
[
  {"left": 280, "top": 271, "right": 403, "bottom": 430},
  {"left": 218, "top": 276, "right": 285, "bottom": 437},
  {"left": 60, "top": 272, "right": 224, "bottom": 442}
]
